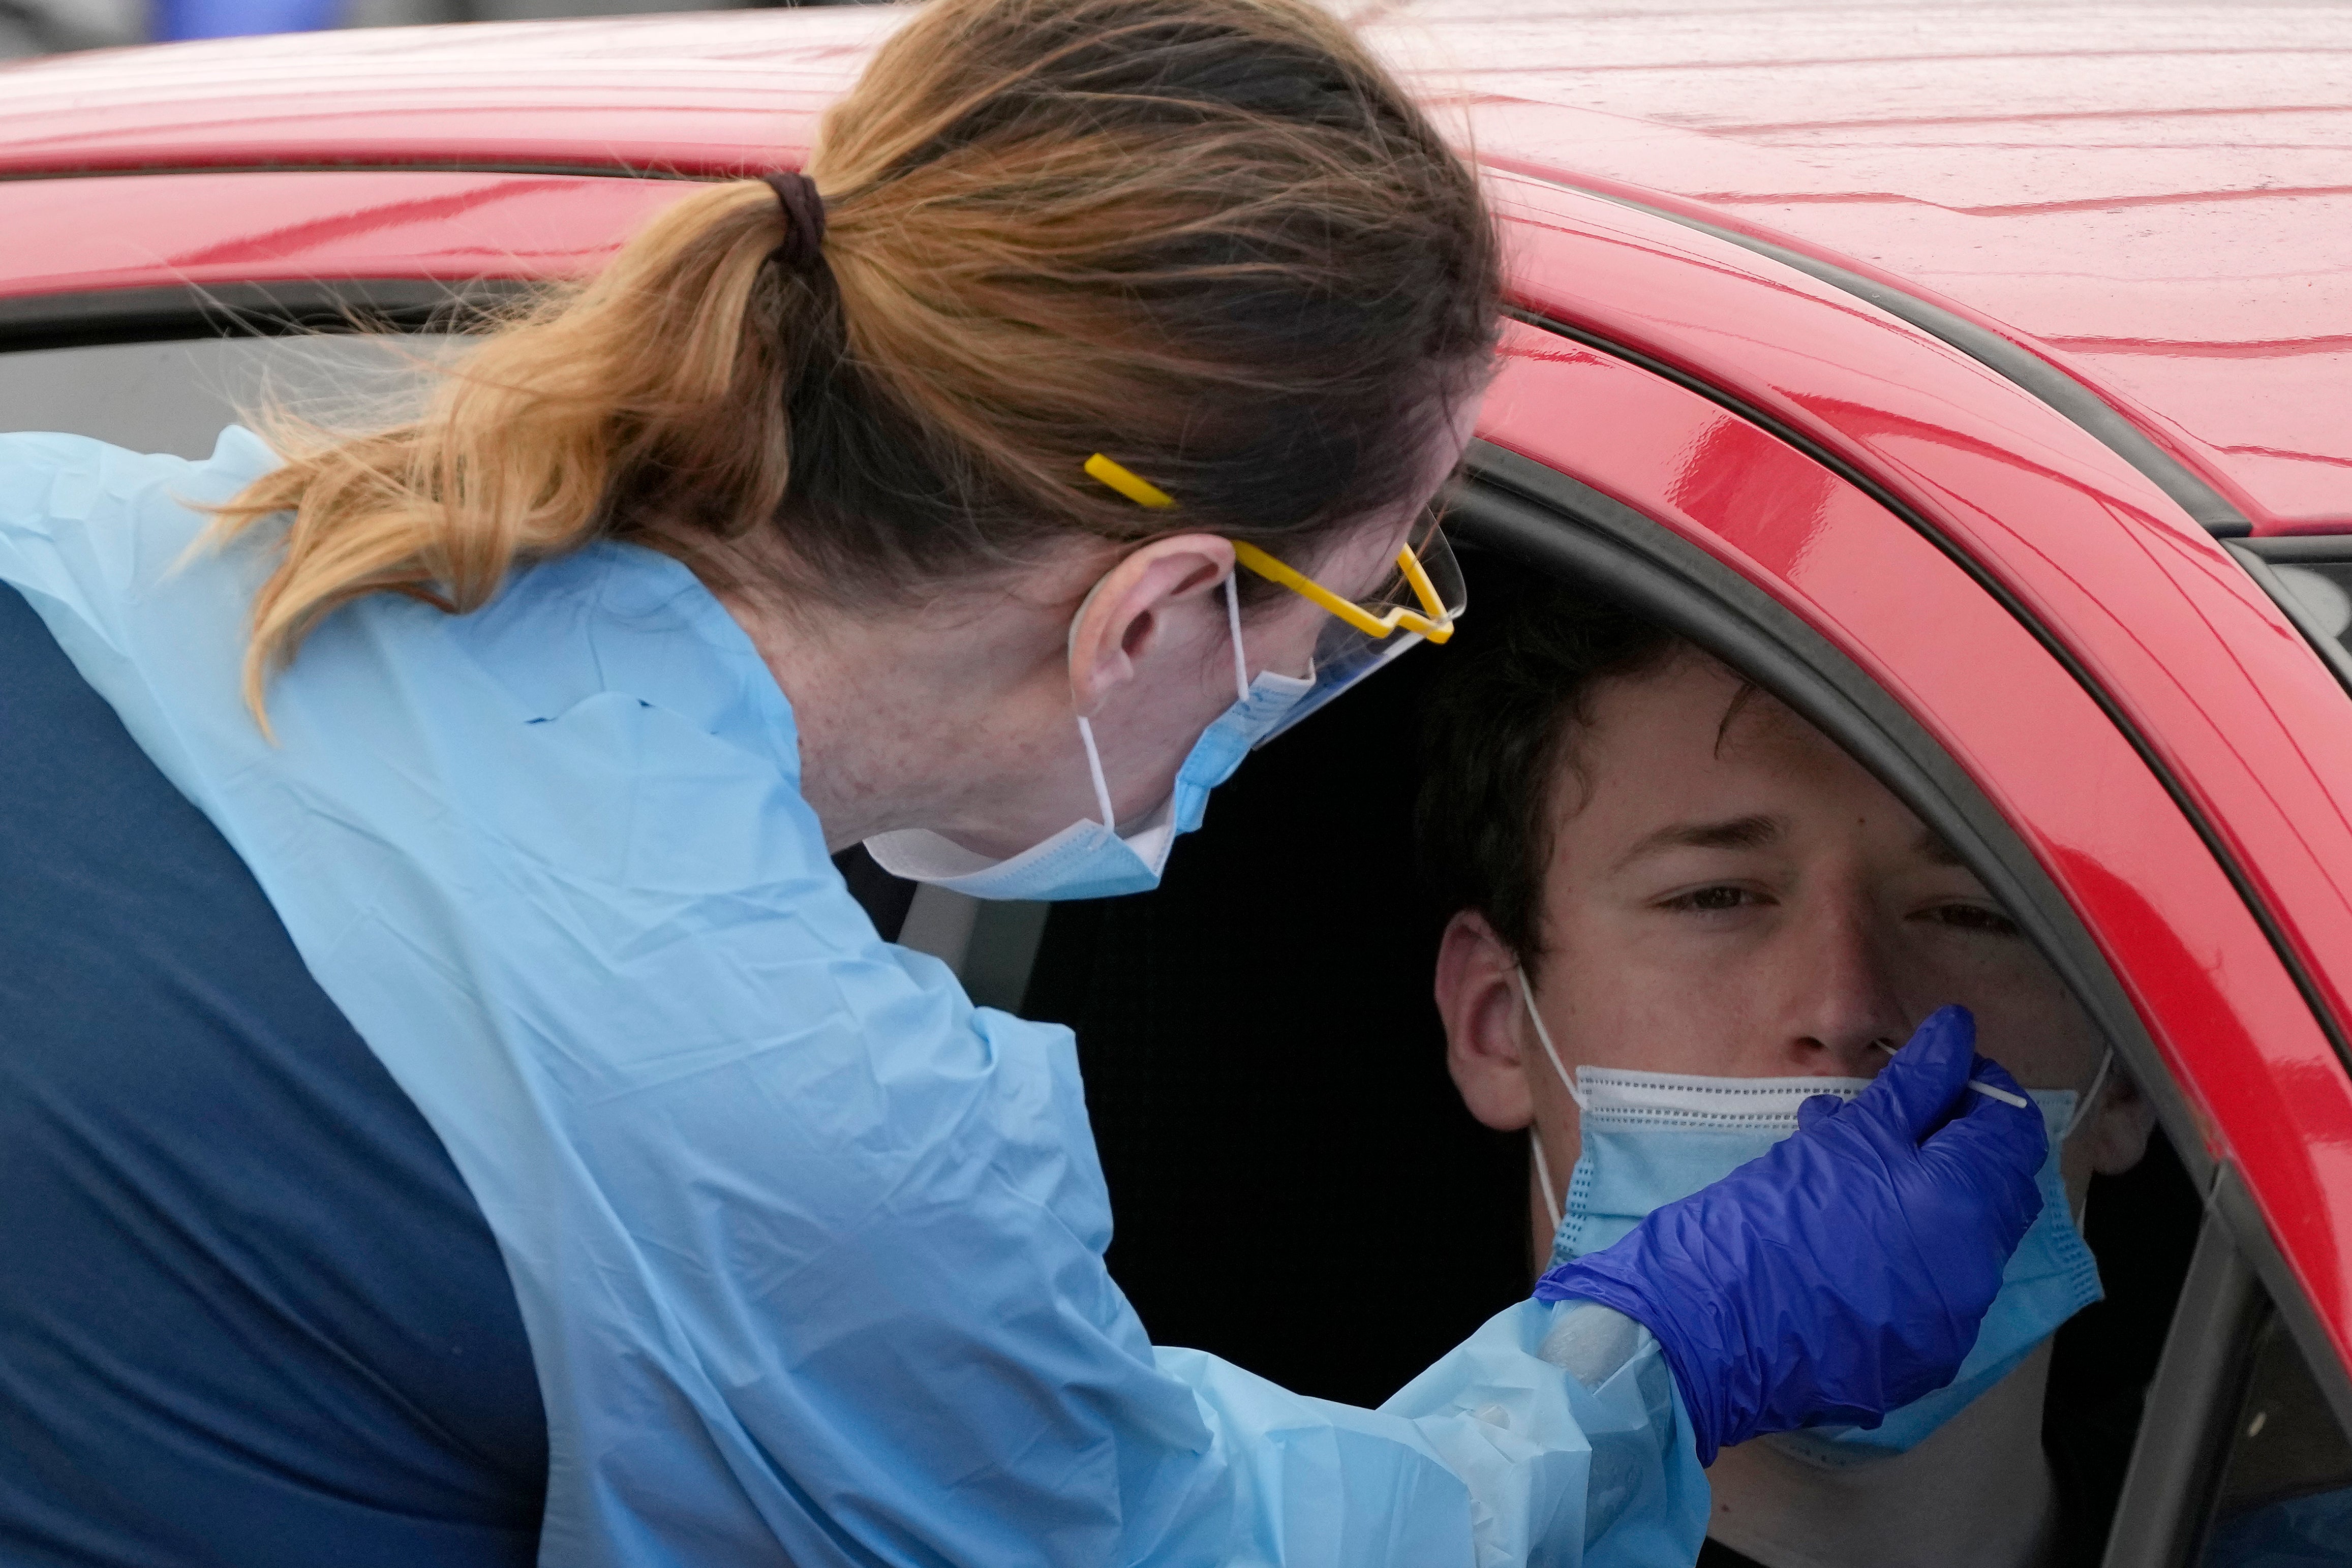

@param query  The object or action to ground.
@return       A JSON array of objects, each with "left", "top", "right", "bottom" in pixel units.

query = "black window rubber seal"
[
  {"left": 0, "top": 159, "right": 687, "bottom": 183},
  {"left": 1508, "top": 178, "right": 2252, "bottom": 539},
  {"left": 0, "top": 280, "right": 529, "bottom": 354}
]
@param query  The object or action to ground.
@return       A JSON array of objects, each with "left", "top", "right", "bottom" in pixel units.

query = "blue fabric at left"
[{"left": 0, "top": 575, "right": 546, "bottom": 1564}]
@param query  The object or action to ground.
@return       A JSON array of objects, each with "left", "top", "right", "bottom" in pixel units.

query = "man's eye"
[
  {"left": 1668, "top": 885, "right": 1753, "bottom": 913},
  {"left": 1927, "top": 903, "right": 2021, "bottom": 937}
]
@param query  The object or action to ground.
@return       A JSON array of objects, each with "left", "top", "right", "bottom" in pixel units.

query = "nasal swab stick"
[{"left": 1872, "top": 1038, "right": 2031, "bottom": 1108}]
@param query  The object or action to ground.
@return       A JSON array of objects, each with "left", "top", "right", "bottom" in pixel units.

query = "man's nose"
[{"left": 1774, "top": 900, "right": 1908, "bottom": 1077}]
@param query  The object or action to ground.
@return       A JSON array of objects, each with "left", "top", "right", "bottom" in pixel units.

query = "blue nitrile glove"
[{"left": 1533, "top": 1005, "right": 2046, "bottom": 1465}]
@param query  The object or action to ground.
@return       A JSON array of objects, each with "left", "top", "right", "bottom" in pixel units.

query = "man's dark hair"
[{"left": 1415, "top": 575, "right": 1685, "bottom": 975}]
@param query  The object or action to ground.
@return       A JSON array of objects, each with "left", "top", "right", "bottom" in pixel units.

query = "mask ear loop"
[
  {"left": 1068, "top": 568, "right": 1249, "bottom": 835},
  {"left": 2055, "top": 1048, "right": 2118, "bottom": 1227},
  {"left": 2061, "top": 1049, "right": 2116, "bottom": 1142},
  {"left": 1518, "top": 966, "right": 1585, "bottom": 1239},
  {"left": 1065, "top": 567, "right": 1123, "bottom": 834},
  {"left": 1517, "top": 967, "right": 1585, "bottom": 1110},
  {"left": 1074, "top": 718, "right": 1119, "bottom": 833},
  {"left": 1224, "top": 570, "right": 1249, "bottom": 704},
  {"left": 1531, "top": 1134, "right": 1563, "bottom": 1238}
]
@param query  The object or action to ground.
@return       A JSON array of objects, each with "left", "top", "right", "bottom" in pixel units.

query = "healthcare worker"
[{"left": 0, "top": 0, "right": 2050, "bottom": 1562}]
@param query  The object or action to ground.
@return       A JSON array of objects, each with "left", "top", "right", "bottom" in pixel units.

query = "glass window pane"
[
  {"left": 0, "top": 334, "right": 459, "bottom": 459},
  {"left": 2272, "top": 563, "right": 2352, "bottom": 655},
  {"left": 2198, "top": 1303, "right": 2352, "bottom": 1565}
]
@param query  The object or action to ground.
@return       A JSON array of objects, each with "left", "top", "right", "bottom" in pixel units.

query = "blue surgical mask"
[
  {"left": 1520, "top": 971, "right": 2107, "bottom": 1464},
  {"left": 865, "top": 574, "right": 1311, "bottom": 902}
]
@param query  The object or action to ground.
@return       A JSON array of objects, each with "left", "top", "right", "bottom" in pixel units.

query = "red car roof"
[
  {"left": 0, "top": 2, "right": 2343, "bottom": 529},
  {"left": 1445, "top": 2, "right": 2352, "bottom": 534}
]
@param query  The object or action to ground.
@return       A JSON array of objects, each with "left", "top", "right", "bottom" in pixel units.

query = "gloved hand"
[{"left": 1533, "top": 1005, "right": 2046, "bottom": 1465}]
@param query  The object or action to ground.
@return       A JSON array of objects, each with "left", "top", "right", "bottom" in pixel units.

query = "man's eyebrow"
[
  {"left": 1913, "top": 826, "right": 1968, "bottom": 868},
  {"left": 1613, "top": 813, "right": 1784, "bottom": 872}
]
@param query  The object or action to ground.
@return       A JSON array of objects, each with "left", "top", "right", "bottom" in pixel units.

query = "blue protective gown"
[{"left": 0, "top": 428, "right": 1708, "bottom": 1568}]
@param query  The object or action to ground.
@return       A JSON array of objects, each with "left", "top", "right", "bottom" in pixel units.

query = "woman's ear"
[
  {"left": 1066, "top": 534, "right": 1236, "bottom": 716},
  {"left": 2086, "top": 1061, "right": 2159, "bottom": 1177},
  {"left": 1434, "top": 908, "right": 1536, "bottom": 1131}
]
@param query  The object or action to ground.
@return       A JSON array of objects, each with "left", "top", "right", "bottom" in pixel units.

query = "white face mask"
[{"left": 865, "top": 574, "right": 1311, "bottom": 901}]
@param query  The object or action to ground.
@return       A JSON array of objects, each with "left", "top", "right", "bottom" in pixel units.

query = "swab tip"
[{"left": 1967, "top": 1079, "right": 2029, "bottom": 1110}]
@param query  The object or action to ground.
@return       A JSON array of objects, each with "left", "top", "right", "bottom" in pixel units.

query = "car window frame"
[{"left": 1452, "top": 441, "right": 2352, "bottom": 1567}]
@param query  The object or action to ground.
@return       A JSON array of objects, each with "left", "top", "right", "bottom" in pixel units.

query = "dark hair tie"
[{"left": 762, "top": 171, "right": 828, "bottom": 273}]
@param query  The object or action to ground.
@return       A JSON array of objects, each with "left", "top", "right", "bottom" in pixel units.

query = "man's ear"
[
  {"left": 1067, "top": 534, "right": 1236, "bottom": 716},
  {"left": 1434, "top": 909, "right": 1536, "bottom": 1131},
  {"left": 2086, "top": 1061, "right": 2159, "bottom": 1177}
]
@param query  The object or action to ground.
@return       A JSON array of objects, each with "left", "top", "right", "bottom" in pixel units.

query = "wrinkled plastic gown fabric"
[{"left": 0, "top": 428, "right": 1707, "bottom": 1568}]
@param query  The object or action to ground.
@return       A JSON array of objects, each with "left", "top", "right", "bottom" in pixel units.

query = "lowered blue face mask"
[
  {"left": 865, "top": 574, "right": 1311, "bottom": 902},
  {"left": 1520, "top": 971, "right": 2107, "bottom": 1465}
]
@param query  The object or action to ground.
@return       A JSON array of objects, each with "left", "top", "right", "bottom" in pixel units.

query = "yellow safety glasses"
[
  {"left": 1228, "top": 538, "right": 1456, "bottom": 645},
  {"left": 1085, "top": 453, "right": 1467, "bottom": 742}
]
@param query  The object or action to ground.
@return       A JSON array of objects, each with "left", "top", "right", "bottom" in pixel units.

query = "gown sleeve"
[
  {"left": 0, "top": 426, "right": 1709, "bottom": 1568},
  {"left": 1159, "top": 1297, "right": 1708, "bottom": 1565}
]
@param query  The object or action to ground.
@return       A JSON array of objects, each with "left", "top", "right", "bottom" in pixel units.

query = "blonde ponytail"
[
  {"left": 216, "top": 0, "right": 1500, "bottom": 719},
  {"left": 211, "top": 180, "right": 798, "bottom": 716}
]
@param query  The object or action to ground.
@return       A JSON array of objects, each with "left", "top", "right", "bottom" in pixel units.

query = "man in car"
[{"left": 1419, "top": 579, "right": 2158, "bottom": 1568}]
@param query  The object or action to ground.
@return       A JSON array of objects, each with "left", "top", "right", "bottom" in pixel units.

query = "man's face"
[{"left": 1433, "top": 650, "right": 2152, "bottom": 1266}]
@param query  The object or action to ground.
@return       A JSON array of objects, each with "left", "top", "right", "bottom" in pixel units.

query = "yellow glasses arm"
[
  {"left": 1391, "top": 545, "right": 1455, "bottom": 644},
  {"left": 1084, "top": 453, "right": 1175, "bottom": 509},
  {"left": 1231, "top": 540, "right": 1454, "bottom": 645},
  {"left": 1084, "top": 454, "right": 1453, "bottom": 645}
]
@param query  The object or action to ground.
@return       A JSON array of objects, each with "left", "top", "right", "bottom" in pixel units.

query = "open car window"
[
  {"left": 1006, "top": 441, "right": 2213, "bottom": 1560},
  {"left": 2109, "top": 1200, "right": 2352, "bottom": 1568},
  {"left": 2198, "top": 1289, "right": 2352, "bottom": 1563}
]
